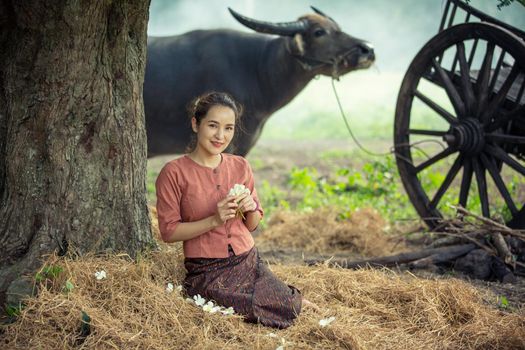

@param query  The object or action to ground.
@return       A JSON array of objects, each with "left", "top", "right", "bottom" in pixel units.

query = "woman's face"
[{"left": 192, "top": 105, "right": 236, "bottom": 156}]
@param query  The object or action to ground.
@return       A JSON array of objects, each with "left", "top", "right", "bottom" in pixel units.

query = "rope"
[{"left": 330, "top": 78, "right": 447, "bottom": 163}]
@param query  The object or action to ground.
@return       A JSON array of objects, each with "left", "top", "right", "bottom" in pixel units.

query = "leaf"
[
  {"left": 499, "top": 295, "right": 509, "bottom": 308},
  {"left": 64, "top": 280, "right": 74, "bottom": 293}
]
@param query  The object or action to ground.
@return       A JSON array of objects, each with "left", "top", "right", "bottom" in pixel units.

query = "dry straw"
[
  {"left": 257, "top": 207, "right": 404, "bottom": 256},
  {"left": 1, "top": 208, "right": 524, "bottom": 349}
]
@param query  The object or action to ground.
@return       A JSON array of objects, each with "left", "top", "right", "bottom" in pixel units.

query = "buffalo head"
[{"left": 228, "top": 6, "right": 375, "bottom": 79}]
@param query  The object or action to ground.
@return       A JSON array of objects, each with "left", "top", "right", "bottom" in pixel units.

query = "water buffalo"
[{"left": 144, "top": 7, "right": 375, "bottom": 157}]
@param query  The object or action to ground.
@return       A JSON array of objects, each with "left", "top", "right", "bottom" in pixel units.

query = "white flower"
[
  {"left": 202, "top": 301, "right": 215, "bottom": 313},
  {"left": 228, "top": 183, "right": 251, "bottom": 197},
  {"left": 185, "top": 297, "right": 194, "bottom": 303},
  {"left": 166, "top": 283, "right": 174, "bottom": 293},
  {"left": 193, "top": 294, "right": 206, "bottom": 307},
  {"left": 221, "top": 306, "right": 235, "bottom": 315},
  {"left": 94, "top": 270, "right": 107, "bottom": 280},
  {"left": 176, "top": 285, "right": 183, "bottom": 292},
  {"left": 319, "top": 316, "right": 336, "bottom": 327},
  {"left": 266, "top": 332, "right": 278, "bottom": 338}
]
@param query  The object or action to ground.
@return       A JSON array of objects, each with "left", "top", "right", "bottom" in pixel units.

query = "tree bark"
[{"left": 0, "top": 0, "right": 154, "bottom": 307}]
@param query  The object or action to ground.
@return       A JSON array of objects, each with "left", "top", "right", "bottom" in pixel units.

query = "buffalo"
[{"left": 144, "top": 7, "right": 375, "bottom": 157}]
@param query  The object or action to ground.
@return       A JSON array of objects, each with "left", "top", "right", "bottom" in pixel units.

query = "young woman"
[{"left": 155, "top": 91, "right": 309, "bottom": 329}]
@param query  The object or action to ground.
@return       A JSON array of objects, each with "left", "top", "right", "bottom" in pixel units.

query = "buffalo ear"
[{"left": 289, "top": 33, "right": 305, "bottom": 56}]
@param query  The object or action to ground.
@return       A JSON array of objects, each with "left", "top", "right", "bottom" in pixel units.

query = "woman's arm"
[
  {"left": 162, "top": 196, "right": 239, "bottom": 243},
  {"left": 243, "top": 209, "right": 262, "bottom": 232}
]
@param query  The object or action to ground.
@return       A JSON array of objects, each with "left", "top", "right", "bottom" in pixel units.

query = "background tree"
[{"left": 0, "top": 0, "right": 154, "bottom": 309}]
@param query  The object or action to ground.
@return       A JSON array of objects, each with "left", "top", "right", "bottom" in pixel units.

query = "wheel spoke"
[
  {"left": 458, "top": 157, "right": 473, "bottom": 208},
  {"left": 414, "top": 90, "right": 457, "bottom": 125},
  {"left": 456, "top": 42, "right": 476, "bottom": 114},
  {"left": 485, "top": 144, "right": 525, "bottom": 176},
  {"left": 429, "top": 155, "right": 463, "bottom": 210},
  {"left": 408, "top": 129, "right": 447, "bottom": 137},
  {"left": 472, "top": 157, "right": 490, "bottom": 218},
  {"left": 475, "top": 42, "right": 495, "bottom": 118},
  {"left": 415, "top": 147, "right": 456, "bottom": 173},
  {"left": 481, "top": 63, "right": 520, "bottom": 124},
  {"left": 432, "top": 59, "right": 466, "bottom": 118},
  {"left": 487, "top": 104, "right": 525, "bottom": 132},
  {"left": 485, "top": 133, "right": 525, "bottom": 144},
  {"left": 480, "top": 153, "right": 518, "bottom": 215}
]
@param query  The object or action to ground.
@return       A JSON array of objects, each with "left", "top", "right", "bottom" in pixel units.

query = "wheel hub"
[{"left": 443, "top": 118, "right": 485, "bottom": 155}]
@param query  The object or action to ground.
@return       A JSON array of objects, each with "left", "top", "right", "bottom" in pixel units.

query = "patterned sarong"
[{"left": 184, "top": 246, "right": 302, "bottom": 329}]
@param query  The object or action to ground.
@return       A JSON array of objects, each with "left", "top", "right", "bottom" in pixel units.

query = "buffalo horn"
[
  {"left": 310, "top": 6, "right": 335, "bottom": 22},
  {"left": 228, "top": 8, "right": 307, "bottom": 36}
]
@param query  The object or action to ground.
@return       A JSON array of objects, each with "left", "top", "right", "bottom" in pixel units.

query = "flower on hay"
[
  {"left": 203, "top": 301, "right": 222, "bottom": 314},
  {"left": 193, "top": 294, "right": 206, "bottom": 307},
  {"left": 319, "top": 316, "right": 336, "bottom": 327},
  {"left": 94, "top": 270, "right": 107, "bottom": 280},
  {"left": 221, "top": 307, "right": 235, "bottom": 315},
  {"left": 176, "top": 285, "right": 183, "bottom": 292},
  {"left": 166, "top": 283, "right": 174, "bottom": 293},
  {"left": 228, "top": 184, "right": 251, "bottom": 219}
]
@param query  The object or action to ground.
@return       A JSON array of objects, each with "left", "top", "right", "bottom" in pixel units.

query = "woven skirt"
[{"left": 183, "top": 246, "right": 302, "bottom": 329}]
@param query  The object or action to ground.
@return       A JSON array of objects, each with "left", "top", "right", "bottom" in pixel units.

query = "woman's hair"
[{"left": 186, "top": 91, "right": 244, "bottom": 152}]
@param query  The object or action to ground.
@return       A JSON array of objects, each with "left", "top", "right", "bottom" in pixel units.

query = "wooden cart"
[{"left": 394, "top": 0, "right": 525, "bottom": 228}]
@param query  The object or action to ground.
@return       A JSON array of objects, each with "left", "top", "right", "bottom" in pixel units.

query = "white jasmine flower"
[
  {"left": 176, "top": 285, "right": 183, "bottom": 292},
  {"left": 211, "top": 306, "right": 221, "bottom": 314},
  {"left": 221, "top": 306, "right": 235, "bottom": 315},
  {"left": 193, "top": 294, "right": 206, "bottom": 307},
  {"left": 166, "top": 283, "right": 174, "bottom": 293},
  {"left": 266, "top": 332, "right": 278, "bottom": 338},
  {"left": 228, "top": 183, "right": 251, "bottom": 197},
  {"left": 202, "top": 301, "right": 215, "bottom": 312},
  {"left": 319, "top": 316, "right": 336, "bottom": 327},
  {"left": 94, "top": 270, "right": 107, "bottom": 280}
]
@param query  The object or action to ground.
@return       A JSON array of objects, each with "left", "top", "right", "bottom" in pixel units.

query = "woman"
[{"left": 155, "top": 91, "right": 310, "bottom": 329}]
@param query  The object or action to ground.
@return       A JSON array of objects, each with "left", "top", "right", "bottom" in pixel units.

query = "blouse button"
[{"left": 227, "top": 234, "right": 231, "bottom": 238}]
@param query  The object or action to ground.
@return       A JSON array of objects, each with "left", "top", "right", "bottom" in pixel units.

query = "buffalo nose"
[{"left": 358, "top": 42, "right": 374, "bottom": 58}]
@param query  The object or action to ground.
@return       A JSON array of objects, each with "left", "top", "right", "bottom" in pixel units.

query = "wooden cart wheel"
[{"left": 395, "top": 22, "right": 525, "bottom": 229}]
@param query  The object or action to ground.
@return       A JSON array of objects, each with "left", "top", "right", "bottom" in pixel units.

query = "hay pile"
[
  {"left": 257, "top": 207, "right": 403, "bottom": 256},
  {"left": 1, "top": 247, "right": 524, "bottom": 350}
]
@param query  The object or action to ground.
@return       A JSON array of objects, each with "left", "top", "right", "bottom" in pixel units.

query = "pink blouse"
[{"left": 155, "top": 153, "right": 264, "bottom": 258}]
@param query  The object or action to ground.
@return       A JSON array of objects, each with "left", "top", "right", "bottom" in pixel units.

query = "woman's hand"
[
  {"left": 237, "top": 192, "right": 257, "bottom": 214},
  {"left": 212, "top": 196, "right": 239, "bottom": 226}
]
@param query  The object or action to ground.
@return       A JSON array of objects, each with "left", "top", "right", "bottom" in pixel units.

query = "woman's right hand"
[{"left": 212, "top": 196, "right": 239, "bottom": 226}]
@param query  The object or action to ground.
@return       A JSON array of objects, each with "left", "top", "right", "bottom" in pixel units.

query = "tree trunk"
[{"left": 0, "top": 0, "right": 154, "bottom": 308}]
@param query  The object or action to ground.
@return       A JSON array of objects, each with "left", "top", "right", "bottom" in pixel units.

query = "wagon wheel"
[{"left": 395, "top": 22, "right": 525, "bottom": 229}]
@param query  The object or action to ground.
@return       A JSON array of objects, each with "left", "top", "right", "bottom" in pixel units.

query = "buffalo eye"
[{"left": 313, "top": 29, "right": 326, "bottom": 37}]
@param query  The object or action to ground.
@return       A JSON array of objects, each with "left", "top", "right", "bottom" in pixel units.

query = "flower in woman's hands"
[{"left": 228, "top": 184, "right": 251, "bottom": 219}]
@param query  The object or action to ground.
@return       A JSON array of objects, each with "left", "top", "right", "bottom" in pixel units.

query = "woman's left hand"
[{"left": 237, "top": 192, "right": 257, "bottom": 214}]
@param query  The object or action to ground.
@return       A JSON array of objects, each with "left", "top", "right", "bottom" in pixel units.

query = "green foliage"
[
  {"left": 259, "top": 156, "right": 418, "bottom": 222},
  {"left": 467, "top": 0, "right": 525, "bottom": 9},
  {"left": 5, "top": 303, "right": 23, "bottom": 317},
  {"left": 35, "top": 265, "right": 64, "bottom": 283},
  {"left": 64, "top": 280, "right": 75, "bottom": 293}
]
